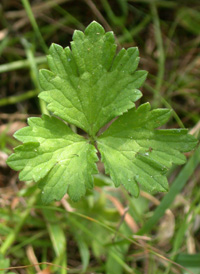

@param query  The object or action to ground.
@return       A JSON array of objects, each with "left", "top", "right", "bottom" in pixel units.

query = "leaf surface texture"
[
  {"left": 8, "top": 115, "right": 98, "bottom": 202},
  {"left": 39, "top": 21, "right": 146, "bottom": 136},
  {"left": 97, "top": 103, "right": 197, "bottom": 196},
  {"left": 7, "top": 22, "right": 197, "bottom": 203}
]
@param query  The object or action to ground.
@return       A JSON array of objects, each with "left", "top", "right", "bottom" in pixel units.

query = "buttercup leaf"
[
  {"left": 39, "top": 21, "right": 147, "bottom": 136},
  {"left": 7, "top": 21, "right": 197, "bottom": 203},
  {"left": 8, "top": 115, "right": 98, "bottom": 202},
  {"left": 97, "top": 103, "right": 197, "bottom": 196}
]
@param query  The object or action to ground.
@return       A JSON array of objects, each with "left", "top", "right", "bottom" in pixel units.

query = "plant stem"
[
  {"left": 22, "top": 38, "right": 48, "bottom": 114},
  {"left": 150, "top": 1, "right": 165, "bottom": 106},
  {"left": 0, "top": 56, "right": 46, "bottom": 73},
  {"left": 0, "top": 89, "right": 38, "bottom": 107},
  {"left": 21, "top": 0, "right": 48, "bottom": 53}
]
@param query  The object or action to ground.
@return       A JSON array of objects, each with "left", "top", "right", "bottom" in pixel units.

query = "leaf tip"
[{"left": 85, "top": 21, "right": 105, "bottom": 36}]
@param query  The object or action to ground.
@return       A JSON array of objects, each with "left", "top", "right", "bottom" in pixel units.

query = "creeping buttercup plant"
[{"left": 7, "top": 21, "right": 197, "bottom": 203}]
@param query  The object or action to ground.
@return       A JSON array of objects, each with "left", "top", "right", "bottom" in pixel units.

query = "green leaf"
[
  {"left": 97, "top": 103, "right": 197, "bottom": 196},
  {"left": 39, "top": 21, "right": 147, "bottom": 136},
  {"left": 7, "top": 115, "right": 98, "bottom": 202},
  {"left": 7, "top": 21, "right": 197, "bottom": 203}
]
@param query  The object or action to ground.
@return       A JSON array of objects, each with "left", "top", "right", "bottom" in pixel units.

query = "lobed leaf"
[
  {"left": 6, "top": 21, "right": 198, "bottom": 203},
  {"left": 39, "top": 21, "right": 147, "bottom": 136},
  {"left": 7, "top": 115, "right": 98, "bottom": 202},
  {"left": 97, "top": 103, "right": 198, "bottom": 196}
]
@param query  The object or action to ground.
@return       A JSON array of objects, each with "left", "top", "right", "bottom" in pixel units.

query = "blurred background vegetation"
[{"left": 0, "top": 0, "right": 200, "bottom": 273}]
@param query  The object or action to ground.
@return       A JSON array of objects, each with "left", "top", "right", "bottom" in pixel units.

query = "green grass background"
[{"left": 0, "top": 0, "right": 200, "bottom": 273}]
